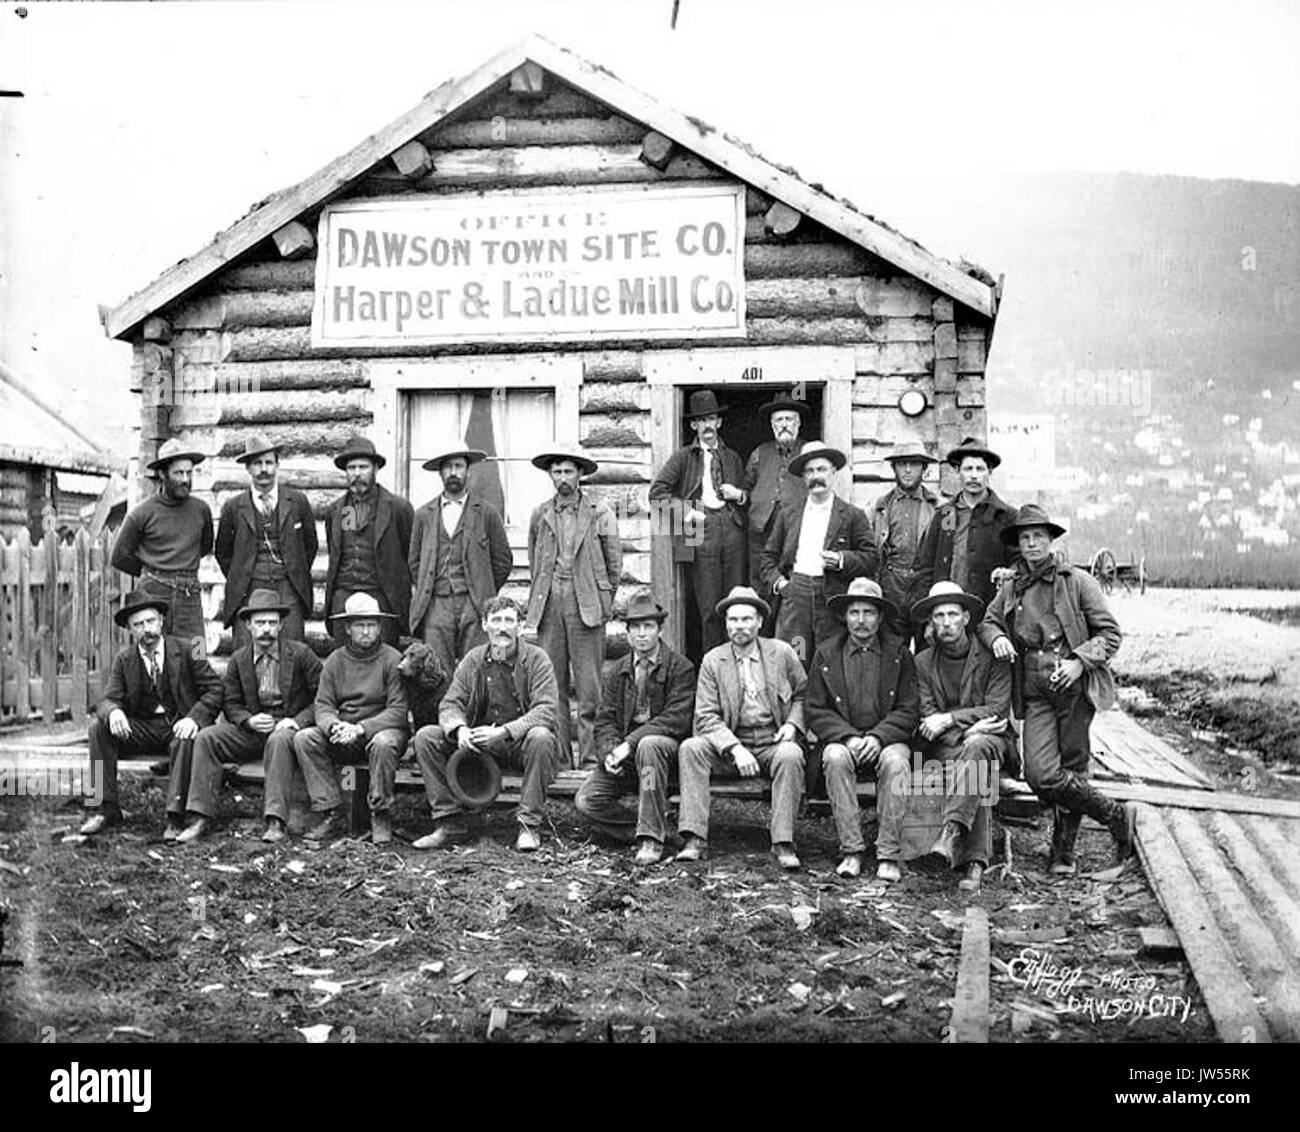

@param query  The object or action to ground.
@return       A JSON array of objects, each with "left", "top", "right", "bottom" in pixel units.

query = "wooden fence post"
[
  {"left": 14, "top": 527, "right": 31, "bottom": 722},
  {"left": 72, "top": 529, "right": 90, "bottom": 718},
  {"left": 41, "top": 520, "right": 58, "bottom": 722}
]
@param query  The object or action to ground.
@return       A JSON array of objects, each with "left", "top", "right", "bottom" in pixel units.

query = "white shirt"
[
  {"left": 792, "top": 496, "right": 835, "bottom": 577},
  {"left": 441, "top": 494, "right": 465, "bottom": 537},
  {"left": 250, "top": 484, "right": 279, "bottom": 516},
  {"left": 138, "top": 639, "right": 166, "bottom": 714},
  {"left": 699, "top": 445, "right": 724, "bottom": 509}
]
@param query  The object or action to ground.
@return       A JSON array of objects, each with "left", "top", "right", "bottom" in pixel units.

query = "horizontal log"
[
  {"left": 219, "top": 260, "right": 315, "bottom": 290},
  {"left": 581, "top": 447, "right": 651, "bottom": 485},
  {"left": 955, "top": 320, "right": 987, "bottom": 340},
  {"left": 219, "top": 390, "right": 369, "bottom": 426},
  {"left": 748, "top": 317, "right": 931, "bottom": 347},
  {"left": 956, "top": 376, "right": 985, "bottom": 407},
  {"left": 579, "top": 383, "right": 651, "bottom": 413},
  {"left": 177, "top": 359, "right": 368, "bottom": 393},
  {"left": 579, "top": 413, "right": 649, "bottom": 447},
  {"left": 430, "top": 115, "right": 644, "bottom": 149},
  {"left": 582, "top": 351, "right": 642, "bottom": 382},
  {"left": 744, "top": 242, "right": 884, "bottom": 279},
  {"left": 958, "top": 338, "right": 986, "bottom": 373},
  {"left": 177, "top": 422, "right": 363, "bottom": 461},
  {"left": 850, "top": 461, "right": 900, "bottom": 489},
  {"left": 584, "top": 483, "right": 649, "bottom": 518},
  {"left": 852, "top": 407, "right": 937, "bottom": 445},
  {"left": 208, "top": 463, "right": 347, "bottom": 493},
  {"left": 854, "top": 342, "right": 934, "bottom": 376},
  {"left": 477, "top": 88, "right": 615, "bottom": 121}
]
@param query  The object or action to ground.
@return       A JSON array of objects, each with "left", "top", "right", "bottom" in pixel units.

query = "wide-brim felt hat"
[
  {"left": 619, "top": 592, "right": 669, "bottom": 624},
  {"left": 328, "top": 593, "right": 399, "bottom": 620},
  {"left": 946, "top": 435, "right": 1002, "bottom": 470},
  {"left": 147, "top": 438, "right": 207, "bottom": 472},
  {"left": 1001, "top": 503, "right": 1068, "bottom": 546},
  {"left": 715, "top": 585, "right": 771, "bottom": 621},
  {"left": 758, "top": 392, "right": 811, "bottom": 418},
  {"left": 423, "top": 448, "right": 487, "bottom": 472},
  {"left": 236, "top": 587, "right": 294, "bottom": 620},
  {"left": 787, "top": 441, "right": 848, "bottom": 477},
  {"left": 235, "top": 433, "right": 280, "bottom": 465},
  {"left": 684, "top": 390, "right": 727, "bottom": 419},
  {"left": 826, "top": 577, "right": 898, "bottom": 621},
  {"left": 911, "top": 580, "right": 985, "bottom": 623},
  {"left": 886, "top": 441, "right": 938, "bottom": 465},
  {"left": 531, "top": 451, "right": 598, "bottom": 477},
  {"left": 115, "top": 589, "right": 169, "bottom": 628},
  {"left": 334, "top": 435, "right": 387, "bottom": 470}
]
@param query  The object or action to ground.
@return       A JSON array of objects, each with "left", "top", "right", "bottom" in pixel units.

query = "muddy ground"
[{"left": 1, "top": 587, "right": 1295, "bottom": 1044}]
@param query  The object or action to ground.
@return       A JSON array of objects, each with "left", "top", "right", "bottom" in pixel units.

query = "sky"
[{"left": 1, "top": 0, "right": 1297, "bottom": 445}]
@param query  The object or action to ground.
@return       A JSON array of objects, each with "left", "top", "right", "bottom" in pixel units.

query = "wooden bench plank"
[{"left": 951, "top": 905, "right": 990, "bottom": 1043}]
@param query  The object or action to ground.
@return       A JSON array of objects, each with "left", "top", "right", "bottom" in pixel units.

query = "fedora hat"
[
  {"left": 333, "top": 434, "right": 387, "bottom": 470},
  {"left": 327, "top": 592, "right": 398, "bottom": 621},
  {"left": 236, "top": 587, "right": 293, "bottom": 621},
  {"left": 619, "top": 592, "right": 668, "bottom": 625},
  {"left": 758, "top": 391, "right": 811, "bottom": 419},
  {"left": 115, "top": 589, "right": 169, "bottom": 628},
  {"left": 911, "top": 580, "right": 985, "bottom": 624},
  {"left": 787, "top": 440, "right": 848, "bottom": 477},
  {"left": 714, "top": 584, "right": 771, "bottom": 621},
  {"left": 423, "top": 448, "right": 487, "bottom": 472},
  {"left": 885, "top": 441, "right": 937, "bottom": 465},
  {"left": 684, "top": 390, "right": 727, "bottom": 419},
  {"left": 234, "top": 434, "right": 280, "bottom": 465},
  {"left": 1001, "top": 503, "right": 1068, "bottom": 546},
  {"left": 531, "top": 451, "right": 598, "bottom": 477},
  {"left": 826, "top": 576, "right": 898, "bottom": 621},
  {"left": 945, "top": 435, "right": 1001, "bottom": 470},
  {"left": 146, "top": 438, "right": 207, "bottom": 473},
  {"left": 445, "top": 747, "right": 503, "bottom": 810}
]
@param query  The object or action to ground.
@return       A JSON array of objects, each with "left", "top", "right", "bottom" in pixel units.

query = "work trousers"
[
  {"left": 292, "top": 724, "right": 408, "bottom": 813},
  {"left": 822, "top": 740, "right": 911, "bottom": 858},
  {"left": 85, "top": 714, "right": 176, "bottom": 814},
  {"left": 419, "top": 591, "right": 485, "bottom": 682},
  {"left": 677, "top": 734, "right": 804, "bottom": 845},
  {"left": 1021, "top": 651, "right": 1094, "bottom": 802},
  {"left": 329, "top": 588, "right": 401, "bottom": 648},
  {"left": 413, "top": 724, "right": 557, "bottom": 828},
  {"left": 573, "top": 733, "right": 678, "bottom": 844},
  {"left": 774, "top": 573, "right": 837, "bottom": 668},
  {"left": 689, "top": 510, "right": 747, "bottom": 657},
  {"left": 919, "top": 732, "right": 1003, "bottom": 867},
  {"left": 140, "top": 575, "right": 206, "bottom": 657},
  {"left": 536, "top": 577, "right": 604, "bottom": 770},
  {"left": 232, "top": 579, "right": 307, "bottom": 650},
  {"left": 179, "top": 722, "right": 298, "bottom": 821}
]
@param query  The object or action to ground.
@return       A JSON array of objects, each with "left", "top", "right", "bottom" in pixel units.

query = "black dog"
[{"left": 396, "top": 638, "right": 449, "bottom": 732}]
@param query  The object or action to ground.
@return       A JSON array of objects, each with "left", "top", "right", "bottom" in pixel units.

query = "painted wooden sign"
[{"left": 312, "top": 184, "right": 746, "bottom": 346}]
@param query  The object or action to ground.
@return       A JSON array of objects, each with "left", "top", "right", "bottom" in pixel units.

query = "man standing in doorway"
[
  {"left": 324, "top": 435, "right": 413, "bottom": 649},
  {"left": 870, "top": 441, "right": 940, "bottom": 639},
  {"left": 409, "top": 446, "right": 512, "bottom": 679},
  {"left": 648, "top": 390, "right": 749, "bottom": 663},
  {"left": 526, "top": 451, "right": 622, "bottom": 770},
  {"left": 215, "top": 434, "right": 318, "bottom": 650},
  {"left": 111, "top": 438, "right": 213, "bottom": 654}
]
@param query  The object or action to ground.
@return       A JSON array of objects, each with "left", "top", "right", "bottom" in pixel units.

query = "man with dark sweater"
[
  {"left": 292, "top": 593, "right": 408, "bottom": 844},
  {"left": 111, "top": 438, "right": 214, "bottom": 654}
]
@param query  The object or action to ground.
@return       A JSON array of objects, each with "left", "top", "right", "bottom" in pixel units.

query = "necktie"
[{"left": 259, "top": 492, "right": 274, "bottom": 517}]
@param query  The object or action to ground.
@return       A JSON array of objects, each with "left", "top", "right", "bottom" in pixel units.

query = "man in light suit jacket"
[
  {"left": 409, "top": 447, "right": 513, "bottom": 679},
  {"left": 676, "top": 586, "right": 808, "bottom": 870},
  {"left": 526, "top": 451, "right": 622, "bottom": 770},
  {"left": 215, "top": 434, "right": 318, "bottom": 649}
]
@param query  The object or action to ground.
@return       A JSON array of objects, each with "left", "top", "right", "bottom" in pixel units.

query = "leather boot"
[
  {"left": 1049, "top": 806, "right": 1083, "bottom": 875},
  {"left": 1058, "top": 773, "right": 1135, "bottom": 865}
]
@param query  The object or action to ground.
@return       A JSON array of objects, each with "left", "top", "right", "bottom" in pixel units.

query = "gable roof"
[
  {"left": 103, "top": 34, "right": 997, "bottom": 340},
  {"left": 0, "top": 361, "right": 124, "bottom": 476}
]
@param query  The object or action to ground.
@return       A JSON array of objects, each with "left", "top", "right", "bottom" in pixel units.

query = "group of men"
[{"left": 84, "top": 386, "right": 1132, "bottom": 884}]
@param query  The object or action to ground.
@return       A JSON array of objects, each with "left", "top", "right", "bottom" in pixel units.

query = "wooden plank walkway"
[{"left": 1091, "top": 709, "right": 1215, "bottom": 791}]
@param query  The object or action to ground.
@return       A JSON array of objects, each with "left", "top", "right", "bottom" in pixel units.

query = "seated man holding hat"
[
  {"left": 912, "top": 580, "right": 1013, "bottom": 893},
  {"left": 806, "top": 577, "right": 920, "bottom": 880},
  {"left": 676, "top": 585, "right": 808, "bottom": 870},
  {"left": 574, "top": 591, "right": 695, "bottom": 865},
  {"left": 80, "top": 590, "right": 223, "bottom": 837},
  {"left": 169, "top": 588, "right": 323, "bottom": 844},
  {"left": 292, "top": 593, "right": 409, "bottom": 844}
]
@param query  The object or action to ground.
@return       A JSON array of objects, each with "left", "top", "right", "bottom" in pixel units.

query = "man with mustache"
[
  {"left": 409, "top": 446, "right": 512, "bottom": 679},
  {"left": 111, "top": 438, "right": 213, "bottom": 655},
  {"left": 760, "top": 441, "right": 877, "bottom": 666},
  {"left": 648, "top": 390, "right": 749, "bottom": 663},
  {"left": 79, "top": 591, "right": 223, "bottom": 837},
  {"left": 744, "top": 392, "right": 809, "bottom": 631},
  {"left": 215, "top": 434, "right": 318, "bottom": 649},
  {"left": 168, "top": 589, "right": 322, "bottom": 843},
  {"left": 526, "top": 451, "right": 622, "bottom": 770},
  {"left": 870, "top": 442, "right": 940, "bottom": 640},
  {"left": 324, "top": 435, "right": 413, "bottom": 649}
]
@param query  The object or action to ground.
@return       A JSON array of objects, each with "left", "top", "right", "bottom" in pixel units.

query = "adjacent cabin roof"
[
  {"left": 103, "top": 34, "right": 998, "bottom": 341},
  {"left": 0, "top": 361, "right": 124, "bottom": 476}
]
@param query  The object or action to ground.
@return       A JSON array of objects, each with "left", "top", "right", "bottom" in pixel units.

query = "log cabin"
[{"left": 101, "top": 35, "right": 1001, "bottom": 658}]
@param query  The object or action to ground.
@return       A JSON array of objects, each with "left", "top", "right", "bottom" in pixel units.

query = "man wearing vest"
[
  {"left": 744, "top": 391, "right": 809, "bottom": 631},
  {"left": 409, "top": 446, "right": 513, "bottom": 679},
  {"left": 870, "top": 442, "right": 940, "bottom": 639},
  {"left": 79, "top": 591, "right": 223, "bottom": 837},
  {"left": 324, "top": 435, "right": 413, "bottom": 649},
  {"left": 574, "top": 593, "right": 695, "bottom": 865},
  {"left": 215, "top": 434, "right": 318, "bottom": 650},
  {"left": 111, "top": 439, "right": 213, "bottom": 654},
  {"left": 526, "top": 451, "right": 622, "bottom": 770},
  {"left": 170, "top": 589, "right": 323, "bottom": 844}
]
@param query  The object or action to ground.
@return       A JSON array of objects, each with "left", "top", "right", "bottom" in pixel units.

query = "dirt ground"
[{"left": 1, "top": 586, "right": 1293, "bottom": 1044}]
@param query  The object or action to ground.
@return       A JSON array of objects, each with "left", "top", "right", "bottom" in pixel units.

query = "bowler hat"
[
  {"left": 235, "top": 434, "right": 280, "bottom": 465},
  {"left": 758, "top": 392, "right": 811, "bottom": 419},
  {"left": 619, "top": 592, "right": 669, "bottom": 625},
  {"left": 826, "top": 576, "right": 898, "bottom": 621},
  {"left": 714, "top": 584, "right": 771, "bottom": 621},
  {"left": 787, "top": 440, "right": 848, "bottom": 477},
  {"left": 946, "top": 435, "right": 1001, "bottom": 471},
  {"left": 1000, "top": 503, "right": 1067, "bottom": 546},
  {"left": 885, "top": 441, "right": 937, "bottom": 465},
  {"left": 684, "top": 390, "right": 727, "bottom": 420},
  {"left": 911, "top": 580, "right": 984, "bottom": 624},
  {"left": 334, "top": 435, "right": 387, "bottom": 470},
  {"left": 423, "top": 448, "right": 487, "bottom": 472},
  {"left": 115, "top": 589, "right": 169, "bottom": 628},
  {"left": 531, "top": 451, "right": 598, "bottom": 477},
  {"left": 146, "top": 438, "right": 207, "bottom": 473},
  {"left": 328, "top": 593, "right": 398, "bottom": 621},
  {"left": 236, "top": 587, "right": 293, "bottom": 621}
]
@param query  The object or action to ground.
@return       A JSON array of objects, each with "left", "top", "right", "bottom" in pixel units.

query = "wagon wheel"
[
  {"left": 1138, "top": 555, "right": 1147, "bottom": 596},
  {"left": 1090, "top": 547, "right": 1118, "bottom": 594}
]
